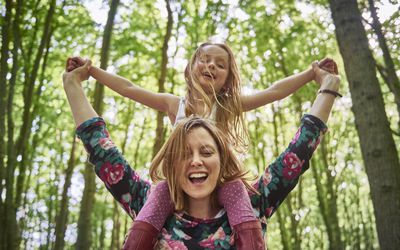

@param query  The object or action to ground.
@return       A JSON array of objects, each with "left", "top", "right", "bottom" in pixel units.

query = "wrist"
[
  {"left": 88, "top": 65, "right": 95, "bottom": 75},
  {"left": 304, "top": 67, "right": 315, "bottom": 82},
  {"left": 318, "top": 89, "right": 342, "bottom": 98},
  {"left": 63, "top": 74, "right": 82, "bottom": 89},
  {"left": 320, "top": 75, "right": 340, "bottom": 91}
]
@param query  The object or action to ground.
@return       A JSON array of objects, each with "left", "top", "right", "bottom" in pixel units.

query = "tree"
[
  {"left": 152, "top": 0, "right": 173, "bottom": 157},
  {"left": 367, "top": 0, "right": 400, "bottom": 134},
  {"left": 328, "top": 0, "right": 400, "bottom": 248},
  {"left": 75, "top": 0, "right": 120, "bottom": 249}
]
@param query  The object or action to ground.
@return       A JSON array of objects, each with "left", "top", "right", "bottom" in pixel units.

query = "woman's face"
[
  {"left": 193, "top": 45, "right": 229, "bottom": 94},
  {"left": 178, "top": 127, "right": 221, "bottom": 204}
]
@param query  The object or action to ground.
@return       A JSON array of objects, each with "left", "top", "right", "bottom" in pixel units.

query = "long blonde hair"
[
  {"left": 149, "top": 117, "right": 255, "bottom": 211},
  {"left": 184, "top": 42, "right": 248, "bottom": 152}
]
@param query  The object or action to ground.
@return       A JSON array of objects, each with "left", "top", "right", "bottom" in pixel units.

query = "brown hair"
[
  {"left": 184, "top": 42, "right": 248, "bottom": 153},
  {"left": 149, "top": 117, "right": 255, "bottom": 211}
]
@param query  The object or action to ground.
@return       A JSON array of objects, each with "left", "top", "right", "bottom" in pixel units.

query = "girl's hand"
[
  {"left": 66, "top": 56, "right": 87, "bottom": 72},
  {"left": 312, "top": 61, "right": 340, "bottom": 91},
  {"left": 317, "top": 58, "right": 338, "bottom": 75},
  {"left": 63, "top": 58, "right": 92, "bottom": 84}
]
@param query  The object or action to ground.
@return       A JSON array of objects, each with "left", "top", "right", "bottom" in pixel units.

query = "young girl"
[{"left": 67, "top": 42, "right": 336, "bottom": 249}]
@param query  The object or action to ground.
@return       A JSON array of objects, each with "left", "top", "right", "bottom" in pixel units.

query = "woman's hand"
[{"left": 63, "top": 58, "right": 91, "bottom": 85}]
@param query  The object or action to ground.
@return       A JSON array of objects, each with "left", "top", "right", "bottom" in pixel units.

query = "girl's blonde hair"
[
  {"left": 184, "top": 42, "right": 248, "bottom": 152},
  {"left": 149, "top": 117, "right": 255, "bottom": 211}
]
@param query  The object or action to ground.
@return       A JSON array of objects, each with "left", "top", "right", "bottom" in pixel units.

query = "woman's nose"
[{"left": 190, "top": 155, "right": 203, "bottom": 167}]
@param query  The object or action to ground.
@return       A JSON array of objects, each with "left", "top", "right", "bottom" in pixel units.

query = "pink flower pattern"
[
  {"left": 99, "top": 162, "right": 125, "bottom": 185},
  {"left": 282, "top": 152, "right": 304, "bottom": 180},
  {"left": 199, "top": 227, "right": 227, "bottom": 249},
  {"left": 99, "top": 137, "right": 116, "bottom": 150}
]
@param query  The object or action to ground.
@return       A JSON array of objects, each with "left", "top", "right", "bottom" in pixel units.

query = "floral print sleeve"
[
  {"left": 76, "top": 117, "right": 151, "bottom": 219},
  {"left": 251, "top": 114, "right": 327, "bottom": 220}
]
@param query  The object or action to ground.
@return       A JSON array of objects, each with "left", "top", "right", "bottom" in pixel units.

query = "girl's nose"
[{"left": 207, "top": 62, "right": 215, "bottom": 69}]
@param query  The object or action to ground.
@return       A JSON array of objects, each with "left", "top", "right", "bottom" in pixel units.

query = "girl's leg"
[
  {"left": 218, "top": 180, "right": 265, "bottom": 250},
  {"left": 123, "top": 181, "right": 174, "bottom": 250}
]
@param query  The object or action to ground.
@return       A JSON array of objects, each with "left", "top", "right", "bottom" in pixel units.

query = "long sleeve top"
[{"left": 76, "top": 114, "right": 327, "bottom": 249}]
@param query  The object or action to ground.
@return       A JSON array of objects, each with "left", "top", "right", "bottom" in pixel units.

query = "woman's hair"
[
  {"left": 149, "top": 117, "right": 255, "bottom": 211},
  {"left": 184, "top": 42, "right": 248, "bottom": 153}
]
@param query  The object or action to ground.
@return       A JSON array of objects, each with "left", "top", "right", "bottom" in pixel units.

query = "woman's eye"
[
  {"left": 201, "top": 151, "right": 213, "bottom": 156},
  {"left": 218, "top": 64, "right": 224, "bottom": 68}
]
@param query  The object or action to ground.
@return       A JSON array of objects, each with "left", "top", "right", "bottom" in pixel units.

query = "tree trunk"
[
  {"left": 53, "top": 137, "right": 77, "bottom": 250},
  {"left": 99, "top": 202, "right": 107, "bottom": 250},
  {"left": 328, "top": 0, "right": 400, "bottom": 248},
  {"left": 75, "top": 0, "right": 120, "bottom": 249},
  {"left": 6, "top": 0, "right": 52, "bottom": 247},
  {"left": 152, "top": 0, "right": 173, "bottom": 157},
  {"left": 110, "top": 200, "right": 121, "bottom": 249},
  {"left": 311, "top": 155, "right": 344, "bottom": 250},
  {"left": 272, "top": 106, "right": 292, "bottom": 250},
  {"left": 0, "top": 1, "right": 12, "bottom": 248},
  {"left": 319, "top": 138, "right": 343, "bottom": 250},
  {"left": 276, "top": 209, "right": 291, "bottom": 250},
  {"left": 368, "top": 0, "right": 400, "bottom": 132}
]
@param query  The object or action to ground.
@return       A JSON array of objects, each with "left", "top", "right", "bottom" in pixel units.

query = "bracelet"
[{"left": 318, "top": 89, "right": 342, "bottom": 98}]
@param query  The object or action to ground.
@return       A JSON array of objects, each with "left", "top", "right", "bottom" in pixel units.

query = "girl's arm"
[
  {"left": 63, "top": 60, "right": 151, "bottom": 218},
  {"left": 68, "top": 57, "right": 179, "bottom": 118},
  {"left": 89, "top": 66, "right": 179, "bottom": 113},
  {"left": 241, "top": 68, "right": 314, "bottom": 111},
  {"left": 241, "top": 58, "right": 337, "bottom": 112},
  {"left": 250, "top": 62, "right": 340, "bottom": 219}
]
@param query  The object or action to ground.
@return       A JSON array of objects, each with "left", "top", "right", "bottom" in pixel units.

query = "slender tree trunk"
[
  {"left": 328, "top": 0, "right": 400, "bottom": 248},
  {"left": 5, "top": 3, "right": 56, "bottom": 247},
  {"left": 320, "top": 139, "right": 344, "bottom": 250},
  {"left": 311, "top": 155, "right": 344, "bottom": 250},
  {"left": 276, "top": 209, "right": 291, "bottom": 250},
  {"left": 152, "top": 0, "right": 173, "bottom": 157},
  {"left": 110, "top": 200, "right": 121, "bottom": 249},
  {"left": 53, "top": 137, "right": 77, "bottom": 250},
  {"left": 368, "top": 0, "right": 400, "bottom": 132},
  {"left": 277, "top": 103, "right": 302, "bottom": 250},
  {"left": 0, "top": 1, "right": 12, "bottom": 248},
  {"left": 133, "top": 118, "right": 147, "bottom": 168},
  {"left": 76, "top": 1, "right": 119, "bottom": 249},
  {"left": 99, "top": 203, "right": 107, "bottom": 250},
  {"left": 46, "top": 176, "right": 56, "bottom": 250},
  {"left": 272, "top": 106, "right": 292, "bottom": 250}
]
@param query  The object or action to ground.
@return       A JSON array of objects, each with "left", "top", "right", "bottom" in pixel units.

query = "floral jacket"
[{"left": 76, "top": 115, "right": 327, "bottom": 249}]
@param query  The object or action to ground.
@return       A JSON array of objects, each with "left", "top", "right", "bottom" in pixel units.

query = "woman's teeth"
[{"left": 189, "top": 173, "right": 208, "bottom": 183}]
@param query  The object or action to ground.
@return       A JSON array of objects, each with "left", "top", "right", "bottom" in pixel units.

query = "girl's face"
[
  {"left": 193, "top": 45, "right": 230, "bottom": 94},
  {"left": 178, "top": 127, "right": 221, "bottom": 204}
]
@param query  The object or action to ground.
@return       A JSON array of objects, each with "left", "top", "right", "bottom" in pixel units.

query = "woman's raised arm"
[
  {"left": 63, "top": 58, "right": 151, "bottom": 218},
  {"left": 251, "top": 62, "right": 340, "bottom": 219},
  {"left": 63, "top": 59, "right": 98, "bottom": 126}
]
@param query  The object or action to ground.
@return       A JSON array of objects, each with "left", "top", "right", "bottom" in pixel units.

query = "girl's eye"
[{"left": 218, "top": 64, "right": 225, "bottom": 68}]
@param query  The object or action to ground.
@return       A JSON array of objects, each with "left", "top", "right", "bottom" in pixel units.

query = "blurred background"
[{"left": 0, "top": 0, "right": 399, "bottom": 249}]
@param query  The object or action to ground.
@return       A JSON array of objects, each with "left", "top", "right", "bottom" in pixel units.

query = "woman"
[{"left": 63, "top": 58, "right": 340, "bottom": 249}]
